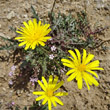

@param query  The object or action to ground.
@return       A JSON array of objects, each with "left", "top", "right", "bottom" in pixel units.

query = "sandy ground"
[{"left": 0, "top": 0, "right": 110, "bottom": 110}]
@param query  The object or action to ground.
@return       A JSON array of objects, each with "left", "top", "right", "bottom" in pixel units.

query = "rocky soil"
[{"left": 0, "top": 0, "right": 110, "bottom": 110}]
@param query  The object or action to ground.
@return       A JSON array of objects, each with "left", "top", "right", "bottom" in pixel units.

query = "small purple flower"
[
  {"left": 32, "top": 83, "right": 34, "bottom": 86},
  {"left": 49, "top": 38, "right": 52, "bottom": 41},
  {"left": 11, "top": 102, "right": 15, "bottom": 105},
  {"left": 8, "top": 71, "right": 13, "bottom": 76},
  {"left": 49, "top": 54, "right": 55, "bottom": 60},
  {"left": 30, "top": 78, "right": 38, "bottom": 83},
  {"left": 11, "top": 65, "right": 17, "bottom": 71},
  {"left": 9, "top": 80, "right": 13, "bottom": 85},
  {"left": 51, "top": 46, "right": 56, "bottom": 51}
]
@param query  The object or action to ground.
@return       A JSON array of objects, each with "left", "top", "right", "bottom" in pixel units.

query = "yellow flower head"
[
  {"left": 15, "top": 19, "right": 51, "bottom": 50},
  {"left": 33, "top": 75, "right": 68, "bottom": 110},
  {"left": 61, "top": 49, "right": 104, "bottom": 90}
]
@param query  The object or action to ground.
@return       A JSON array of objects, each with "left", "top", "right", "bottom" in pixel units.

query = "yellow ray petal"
[
  {"left": 87, "top": 74, "right": 99, "bottom": 86},
  {"left": 62, "top": 63, "right": 74, "bottom": 68},
  {"left": 67, "top": 72, "right": 77, "bottom": 82},
  {"left": 38, "top": 41, "right": 45, "bottom": 46},
  {"left": 48, "top": 75, "right": 53, "bottom": 85},
  {"left": 91, "top": 67, "right": 104, "bottom": 70},
  {"left": 38, "top": 80, "right": 46, "bottom": 91},
  {"left": 66, "top": 69, "right": 75, "bottom": 75},
  {"left": 36, "top": 95, "right": 46, "bottom": 101},
  {"left": 31, "top": 41, "right": 37, "bottom": 50},
  {"left": 42, "top": 97, "right": 48, "bottom": 105},
  {"left": 33, "top": 19, "right": 37, "bottom": 28},
  {"left": 18, "top": 41, "right": 27, "bottom": 46},
  {"left": 86, "top": 70, "right": 98, "bottom": 78},
  {"left": 48, "top": 99, "right": 52, "bottom": 110},
  {"left": 53, "top": 81, "right": 64, "bottom": 91},
  {"left": 42, "top": 77, "right": 48, "bottom": 88},
  {"left": 76, "top": 71, "right": 82, "bottom": 80},
  {"left": 33, "top": 91, "right": 45, "bottom": 95},
  {"left": 38, "top": 20, "right": 41, "bottom": 27},
  {"left": 51, "top": 97, "right": 57, "bottom": 107},
  {"left": 61, "top": 59, "right": 74, "bottom": 65},
  {"left": 54, "top": 92, "right": 68, "bottom": 96},
  {"left": 75, "top": 49, "right": 81, "bottom": 64},
  {"left": 53, "top": 76, "right": 58, "bottom": 88},
  {"left": 15, "top": 37, "right": 24, "bottom": 40},
  {"left": 16, "top": 31, "right": 23, "bottom": 35},
  {"left": 25, "top": 43, "right": 30, "bottom": 50},
  {"left": 83, "top": 77, "right": 90, "bottom": 90},
  {"left": 77, "top": 77, "right": 83, "bottom": 89},
  {"left": 85, "top": 54, "right": 94, "bottom": 64},
  {"left": 28, "top": 20, "right": 34, "bottom": 28},
  {"left": 68, "top": 50, "right": 78, "bottom": 61},
  {"left": 43, "top": 36, "right": 51, "bottom": 40},
  {"left": 82, "top": 49, "right": 86, "bottom": 63},
  {"left": 54, "top": 97, "right": 64, "bottom": 105},
  {"left": 23, "top": 21, "right": 29, "bottom": 29},
  {"left": 86, "top": 60, "right": 99, "bottom": 68}
]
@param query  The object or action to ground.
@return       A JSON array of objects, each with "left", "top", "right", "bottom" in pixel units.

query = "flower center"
[
  {"left": 78, "top": 64, "right": 86, "bottom": 72},
  {"left": 46, "top": 89, "right": 53, "bottom": 97}
]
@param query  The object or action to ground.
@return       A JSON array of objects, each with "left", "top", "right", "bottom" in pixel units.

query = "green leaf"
[{"left": 31, "top": 5, "right": 39, "bottom": 22}]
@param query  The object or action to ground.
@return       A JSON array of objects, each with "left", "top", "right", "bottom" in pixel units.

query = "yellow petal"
[
  {"left": 54, "top": 97, "right": 64, "bottom": 105},
  {"left": 42, "top": 77, "right": 48, "bottom": 88},
  {"left": 16, "top": 31, "right": 23, "bottom": 35},
  {"left": 18, "top": 41, "right": 27, "bottom": 46},
  {"left": 48, "top": 99, "right": 52, "bottom": 110},
  {"left": 38, "top": 80, "right": 46, "bottom": 91},
  {"left": 86, "top": 70, "right": 98, "bottom": 78},
  {"left": 76, "top": 71, "right": 82, "bottom": 80},
  {"left": 33, "top": 91, "right": 45, "bottom": 95},
  {"left": 48, "top": 75, "right": 53, "bottom": 85},
  {"left": 83, "top": 77, "right": 90, "bottom": 90},
  {"left": 53, "top": 81, "right": 64, "bottom": 91},
  {"left": 28, "top": 20, "right": 33, "bottom": 27},
  {"left": 38, "top": 20, "right": 41, "bottom": 26},
  {"left": 38, "top": 41, "right": 45, "bottom": 46},
  {"left": 75, "top": 49, "right": 81, "bottom": 64},
  {"left": 66, "top": 69, "right": 75, "bottom": 75},
  {"left": 42, "top": 97, "right": 48, "bottom": 105},
  {"left": 61, "top": 59, "right": 73, "bottom": 64},
  {"left": 53, "top": 76, "right": 58, "bottom": 88},
  {"left": 43, "top": 36, "right": 51, "bottom": 40},
  {"left": 23, "top": 21, "right": 29, "bottom": 29},
  {"left": 82, "top": 49, "right": 86, "bottom": 63},
  {"left": 83, "top": 72, "right": 99, "bottom": 89},
  {"left": 31, "top": 41, "right": 37, "bottom": 50},
  {"left": 91, "top": 67, "right": 104, "bottom": 70},
  {"left": 62, "top": 63, "right": 74, "bottom": 68},
  {"left": 51, "top": 97, "right": 57, "bottom": 107},
  {"left": 33, "top": 19, "right": 37, "bottom": 28},
  {"left": 77, "top": 77, "right": 83, "bottom": 89},
  {"left": 54, "top": 92, "right": 68, "bottom": 96},
  {"left": 25, "top": 43, "right": 30, "bottom": 50},
  {"left": 15, "top": 37, "right": 25, "bottom": 40},
  {"left": 67, "top": 72, "right": 77, "bottom": 82},
  {"left": 88, "top": 74, "right": 99, "bottom": 86},
  {"left": 36, "top": 95, "right": 46, "bottom": 101},
  {"left": 85, "top": 54, "right": 94, "bottom": 64},
  {"left": 86, "top": 60, "right": 99, "bottom": 68},
  {"left": 68, "top": 50, "right": 78, "bottom": 62}
]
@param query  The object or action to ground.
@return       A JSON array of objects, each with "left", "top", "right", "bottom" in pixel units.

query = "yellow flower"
[
  {"left": 15, "top": 19, "right": 51, "bottom": 50},
  {"left": 61, "top": 49, "right": 104, "bottom": 90},
  {"left": 33, "top": 75, "right": 68, "bottom": 110}
]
